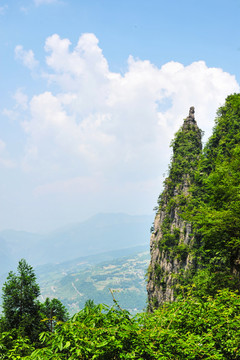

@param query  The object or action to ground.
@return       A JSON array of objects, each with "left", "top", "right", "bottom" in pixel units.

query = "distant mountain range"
[{"left": 0, "top": 213, "right": 152, "bottom": 277}]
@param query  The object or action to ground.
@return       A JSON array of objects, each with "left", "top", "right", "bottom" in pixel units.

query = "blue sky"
[{"left": 0, "top": 0, "right": 240, "bottom": 232}]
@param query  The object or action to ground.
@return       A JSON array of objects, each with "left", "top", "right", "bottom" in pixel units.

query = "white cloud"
[
  {"left": 13, "top": 89, "right": 28, "bottom": 110},
  {"left": 2, "top": 89, "right": 28, "bottom": 121},
  {"left": 15, "top": 45, "right": 38, "bottom": 70},
  {"left": 2, "top": 108, "right": 19, "bottom": 121},
  {"left": 19, "top": 33, "right": 239, "bottom": 196}
]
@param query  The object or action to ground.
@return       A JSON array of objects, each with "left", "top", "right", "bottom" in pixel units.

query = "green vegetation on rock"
[
  {"left": 184, "top": 94, "right": 240, "bottom": 295},
  {"left": 148, "top": 95, "right": 240, "bottom": 309}
]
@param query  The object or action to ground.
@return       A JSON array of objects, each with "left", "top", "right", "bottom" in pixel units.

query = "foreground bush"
[{"left": 20, "top": 289, "right": 240, "bottom": 360}]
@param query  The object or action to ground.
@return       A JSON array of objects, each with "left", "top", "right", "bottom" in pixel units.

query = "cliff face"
[{"left": 147, "top": 107, "right": 203, "bottom": 310}]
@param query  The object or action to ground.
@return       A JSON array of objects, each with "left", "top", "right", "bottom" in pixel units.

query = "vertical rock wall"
[{"left": 147, "top": 107, "right": 203, "bottom": 310}]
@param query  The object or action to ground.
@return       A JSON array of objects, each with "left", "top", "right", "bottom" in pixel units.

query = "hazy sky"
[{"left": 0, "top": 0, "right": 240, "bottom": 232}]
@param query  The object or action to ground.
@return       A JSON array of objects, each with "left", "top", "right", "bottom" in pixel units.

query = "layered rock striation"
[{"left": 147, "top": 107, "right": 203, "bottom": 310}]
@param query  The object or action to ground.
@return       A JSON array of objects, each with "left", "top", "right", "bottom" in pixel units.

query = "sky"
[{"left": 0, "top": 0, "right": 240, "bottom": 232}]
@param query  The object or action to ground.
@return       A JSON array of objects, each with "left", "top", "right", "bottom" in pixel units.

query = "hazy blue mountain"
[
  {"left": 0, "top": 213, "right": 152, "bottom": 277},
  {"left": 41, "top": 213, "right": 152, "bottom": 262},
  {"left": 0, "top": 237, "right": 14, "bottom": 275}
]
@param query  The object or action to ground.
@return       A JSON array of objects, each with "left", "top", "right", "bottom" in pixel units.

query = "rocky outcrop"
[{"left": 147, "top": 107, "right": 202, "bottom": 310}]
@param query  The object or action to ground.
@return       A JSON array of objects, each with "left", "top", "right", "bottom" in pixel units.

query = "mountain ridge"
[{"left": 0, "top": 213, "right": 152, "bottom": 277}]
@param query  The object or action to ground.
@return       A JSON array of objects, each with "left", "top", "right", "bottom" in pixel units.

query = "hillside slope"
[{"left": 35, "top": 246, "right": 150, "bottom": 314}]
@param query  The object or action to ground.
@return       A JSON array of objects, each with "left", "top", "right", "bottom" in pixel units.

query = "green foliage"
[
  {"left": 40, "top": 298, "right": 69, "bottom": 332},
  {"left": 25, "top": 303, "right": 152, "bottom": 360},
  {"left": 21, "top": 290, "right": 240, "bottom": 359},
  {"left": 188, "top": 94, "right": 240, "bottom": 285},
  {"left": 184, "top": 268, "right": 239, "bottom": 299},
  {"left": 201, "top": 93, "right": 240, "bottom": 174},
  {"left": 193, "top": 146, "right": 240, "bottom": 258},
  {"left": 167, "top": 123, "right": 202, "bottom": 195},
  {"left": 157, "top": 122, "right": 202, "bottom": 210},
  {"left": 84, "top": 299, "right": 97, "bottom": 309},
  {"left": 0, "top": 259, "right": 69, "bottom": 358},
  {"left": 144, "top": 289, "right": 240, "bottom": 359},
  {"left": 0, "top": 291, "right": 239, "bottom": 359},
  {"left": 1, "top": 259, "right": 41, "bottom": 342},
  {"left": 0, "top": 329, "right": 35, "bottom": 359},
  {"left": 174, "top": 243, "right": 189, "bottom": 262}
]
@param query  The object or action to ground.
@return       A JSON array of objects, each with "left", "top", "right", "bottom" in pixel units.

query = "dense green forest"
[
  {"left": 1, "top": 94, "right": 240, "bottom": 359},
  {"left": 184, "top": 93, "right": 240, "bottom": 296}
]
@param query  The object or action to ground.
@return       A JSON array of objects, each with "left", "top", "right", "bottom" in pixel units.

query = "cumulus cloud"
[
  {"left": 15, "top": 45, "right": 38, "bottom": 70},
  {"left": 19, "top": 33, "right": 239, "bottom": 203}
]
